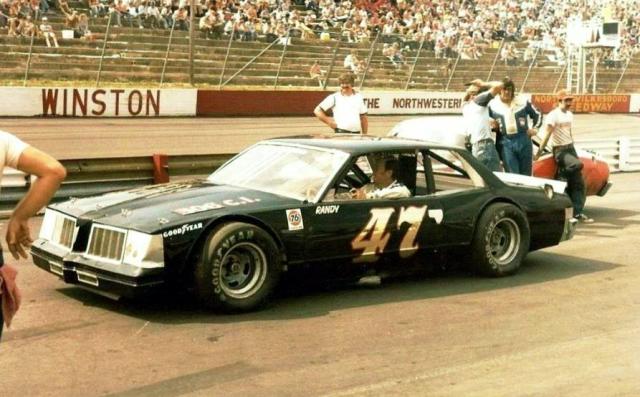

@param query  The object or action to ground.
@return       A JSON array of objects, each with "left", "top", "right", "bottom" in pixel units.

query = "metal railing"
[
  {"left": 160, "top": 18, "right": 177, "bottom": 87},
  {"left": 5, "top": 23, "right": 640, "bottom": 92},
  {"left": 95, "top": 12, "right": 114, "bottom": 87},
  {"left": 520, "top": 47, "right": 541, "bottom": 92},
  {"left": 273, "top": 30, "right": 292, "bottom": 89},
  {"left": 614, "top": 58, "right": 632, "bottom": 94},
  {"left": 445, "top": 51, "right": 461, "bottom": 91},
  {"left": 486, "top": 39, "right": 505, "bottom": 82},
  {"left": 405, "top": 37, "right": 426, "bottom": 90},
  {"left": 0, "top": 153, "right": 232, "bottom": 215},
  {"left": 358, "top": 31, "right": 380, "bottom": 90},
  {"left": 22, "top": 10, "right": 39, "bottom": 85},
  {"left": 322, "top": 36, "right": 343, "bottom": 90},
  {"left": 575, "top": 137, "right": 640, "bottom": 172}
]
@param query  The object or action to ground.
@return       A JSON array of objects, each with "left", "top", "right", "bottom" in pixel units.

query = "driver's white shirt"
[
  {"left": 366, "top": 180, "right": 411, "bottom": 199},
  {"left": 325, "top": 180, "right": 411, "bottom": 201}
]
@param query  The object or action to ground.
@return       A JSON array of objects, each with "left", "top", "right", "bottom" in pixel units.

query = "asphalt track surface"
[{"left": 0, "top": 114, "right": 639, "bottom": 396}]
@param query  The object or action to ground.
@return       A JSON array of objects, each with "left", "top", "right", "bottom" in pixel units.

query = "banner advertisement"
[
  {"left": 2, "top": 88, "right": 634, "bottom": 117},
  {"left": 196, "top": 90, "right": 466, "bottom": 116},
  {"left": 363, "top": 92, "right": 464, "bottom": 115},
  {"left": 0, "top": 88, "right": 197, "bottom": 117},
  {"left": 531, "top": 94, "right": 630, "bottom": 114}
]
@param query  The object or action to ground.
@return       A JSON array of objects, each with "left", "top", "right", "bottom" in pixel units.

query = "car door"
[
  {"left": 425, "top": 148, "right": 493, "bottom": 246},
  {"left": 304, "top": 152, "right": 446, "bottom": 264}
]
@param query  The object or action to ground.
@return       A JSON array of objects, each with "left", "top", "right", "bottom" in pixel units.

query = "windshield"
[{"left": 208, "top": 143, "right": 350, "bottom": 201}]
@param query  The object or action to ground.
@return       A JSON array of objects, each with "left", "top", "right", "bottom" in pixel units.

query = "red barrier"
[
  {"left": 193, "top": 90, "right": 633, "bottom": 117},
  {"left": 531, "top": 94, "right": 630, "bottom": 114},
  {"left": 196, "top": 90, "right": 328, "bottom": 116},
  {"left": 152, "top": 153, "right": 169, "bottom": 184}
]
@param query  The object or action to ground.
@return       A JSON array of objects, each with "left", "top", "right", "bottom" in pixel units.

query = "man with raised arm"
[{"left": 462, "top": 78, "right": 503, "bottom": 171}]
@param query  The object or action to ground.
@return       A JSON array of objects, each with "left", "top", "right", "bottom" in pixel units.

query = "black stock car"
[{"left": 32, "top": 136, "right": 576, "bottom": 312}]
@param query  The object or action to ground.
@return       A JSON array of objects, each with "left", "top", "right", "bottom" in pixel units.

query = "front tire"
[
  {"left": 471, "top": 203, "right": 530, "bottom": 276},
  {"left": 194, "top": 222, "right": 281, "bottom": 312}
]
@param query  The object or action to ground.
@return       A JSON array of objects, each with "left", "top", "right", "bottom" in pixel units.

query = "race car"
[
  {"left": 389, "top": 116, "right": 612, "bottom": 196},
  {"left": 31, "top": 136, "right": 576, "bottom": 312}
]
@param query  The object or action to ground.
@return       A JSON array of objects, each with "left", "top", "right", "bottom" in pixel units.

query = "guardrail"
[
  {"left": 0, "top": 137, "right": 637, "bottom": 217},
  {"left": 0, "top": 153, "right": 234, "bottom": 216},
  {"left": 575, "top": 137, "right": 640, "bottom": 172}
]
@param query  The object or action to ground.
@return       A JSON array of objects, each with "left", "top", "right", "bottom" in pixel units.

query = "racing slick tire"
[
  {"left": 195, "top": 222, "right": 281, "bottom": 312},
  {"left": 471, "top": 203, "right": 530, "bottom": 277}
]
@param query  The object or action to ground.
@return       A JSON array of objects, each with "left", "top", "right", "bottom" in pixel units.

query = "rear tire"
[
  {"left": 194, "top": 222, "right": 281, "bottom": 312},
  {"left": 471, "top": 203, "right": 530, "bottom": 277}
]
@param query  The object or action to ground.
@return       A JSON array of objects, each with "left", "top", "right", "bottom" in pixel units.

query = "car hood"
[{"left": 50, "top": 180, "right": 299, "bottom": 233}]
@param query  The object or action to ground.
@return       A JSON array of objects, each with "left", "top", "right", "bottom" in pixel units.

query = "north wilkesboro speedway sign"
[{"left": 0, "top": 87, "right": 638, "bottom": 117}]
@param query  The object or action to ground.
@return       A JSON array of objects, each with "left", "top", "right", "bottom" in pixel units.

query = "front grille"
[
  {"left": 56, "top": 217, "right": 75, "bottom": 248},
  {"left": 86, "top": 225, "right": 126, "bottom": 262},
  {"left": 50, "top": 213, "right": 77, "bottom": 249}
]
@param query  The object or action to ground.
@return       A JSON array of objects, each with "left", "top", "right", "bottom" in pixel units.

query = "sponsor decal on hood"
[{"left": 174, "top": 196, "right": 261, "bottom": 215}]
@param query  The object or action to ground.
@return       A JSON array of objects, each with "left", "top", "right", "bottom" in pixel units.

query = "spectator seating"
[{"left": 1, "top": 1, "right": 639, "bottom": 93}]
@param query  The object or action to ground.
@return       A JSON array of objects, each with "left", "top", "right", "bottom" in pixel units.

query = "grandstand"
[{"left": 1, "top": 0, "right": 639, "bottom": 93}]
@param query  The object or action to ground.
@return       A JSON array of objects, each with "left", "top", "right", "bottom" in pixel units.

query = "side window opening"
[
  {"left": 426, "top": 149, "right": 485, "bottom": 193},
  {"left": 323, "top": 151, "right": 420, "bottom": 201},
  {"left": 415, "top": 151, "right": 430, "bottom": 196},
  {"left": 397, "top": 153, "right": 417, "bottom": 196}
]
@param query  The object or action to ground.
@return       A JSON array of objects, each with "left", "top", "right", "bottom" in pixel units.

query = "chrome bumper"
[
  {"left": 561, "top": 207, "right": 577, "bottom": 241},
  {"left": 597, "top": 181, "right": 613, "bottom": 197},
  {"left": 31, "top": 239, "right": 165, "bottom": 299}
]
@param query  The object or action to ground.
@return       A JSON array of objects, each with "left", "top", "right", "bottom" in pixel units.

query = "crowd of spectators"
[
  {"left": 497, "top": 0, "right": 640, "bottom": 67},
  {"left": 1, "top": 0, "right": 640, "bottom": 68},
  {"left": 0, "top": 0, "right": 96, "bottom": 45}
]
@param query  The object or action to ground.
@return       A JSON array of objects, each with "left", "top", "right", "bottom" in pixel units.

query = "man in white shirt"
[
  {"left": 538, "top": 90, "right": 592, "bottom": 223},
  {"left": 314, "top": 73, "right": 368, "bottom": 134},
  {"left": 462, "top": 79, "right": 503, "bottom": 171}
]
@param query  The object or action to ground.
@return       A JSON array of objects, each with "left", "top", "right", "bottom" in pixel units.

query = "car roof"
[{"left": 269, "top": 134, "right": 452, "bottom": 154}]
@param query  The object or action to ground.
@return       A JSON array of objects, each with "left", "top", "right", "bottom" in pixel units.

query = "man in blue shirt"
[{"left": 489, "top": 77, "right": 542, "bottom": 175}]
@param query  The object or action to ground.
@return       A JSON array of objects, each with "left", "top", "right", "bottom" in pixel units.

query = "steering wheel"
[{"left": 344, "top": 173, "right": 369, "bottom": 189}]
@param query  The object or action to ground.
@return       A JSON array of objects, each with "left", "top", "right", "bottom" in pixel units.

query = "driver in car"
[{"left": 351, "top": 156, "right": 411, "bottom": 200}]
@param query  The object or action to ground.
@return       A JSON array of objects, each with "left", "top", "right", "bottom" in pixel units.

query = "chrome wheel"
[
  {"left": 219, "top": 242, "right": 267, "bottom": 299},
  {"left": 489, "top": 218, "right": 521, "bottom": 265}
]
